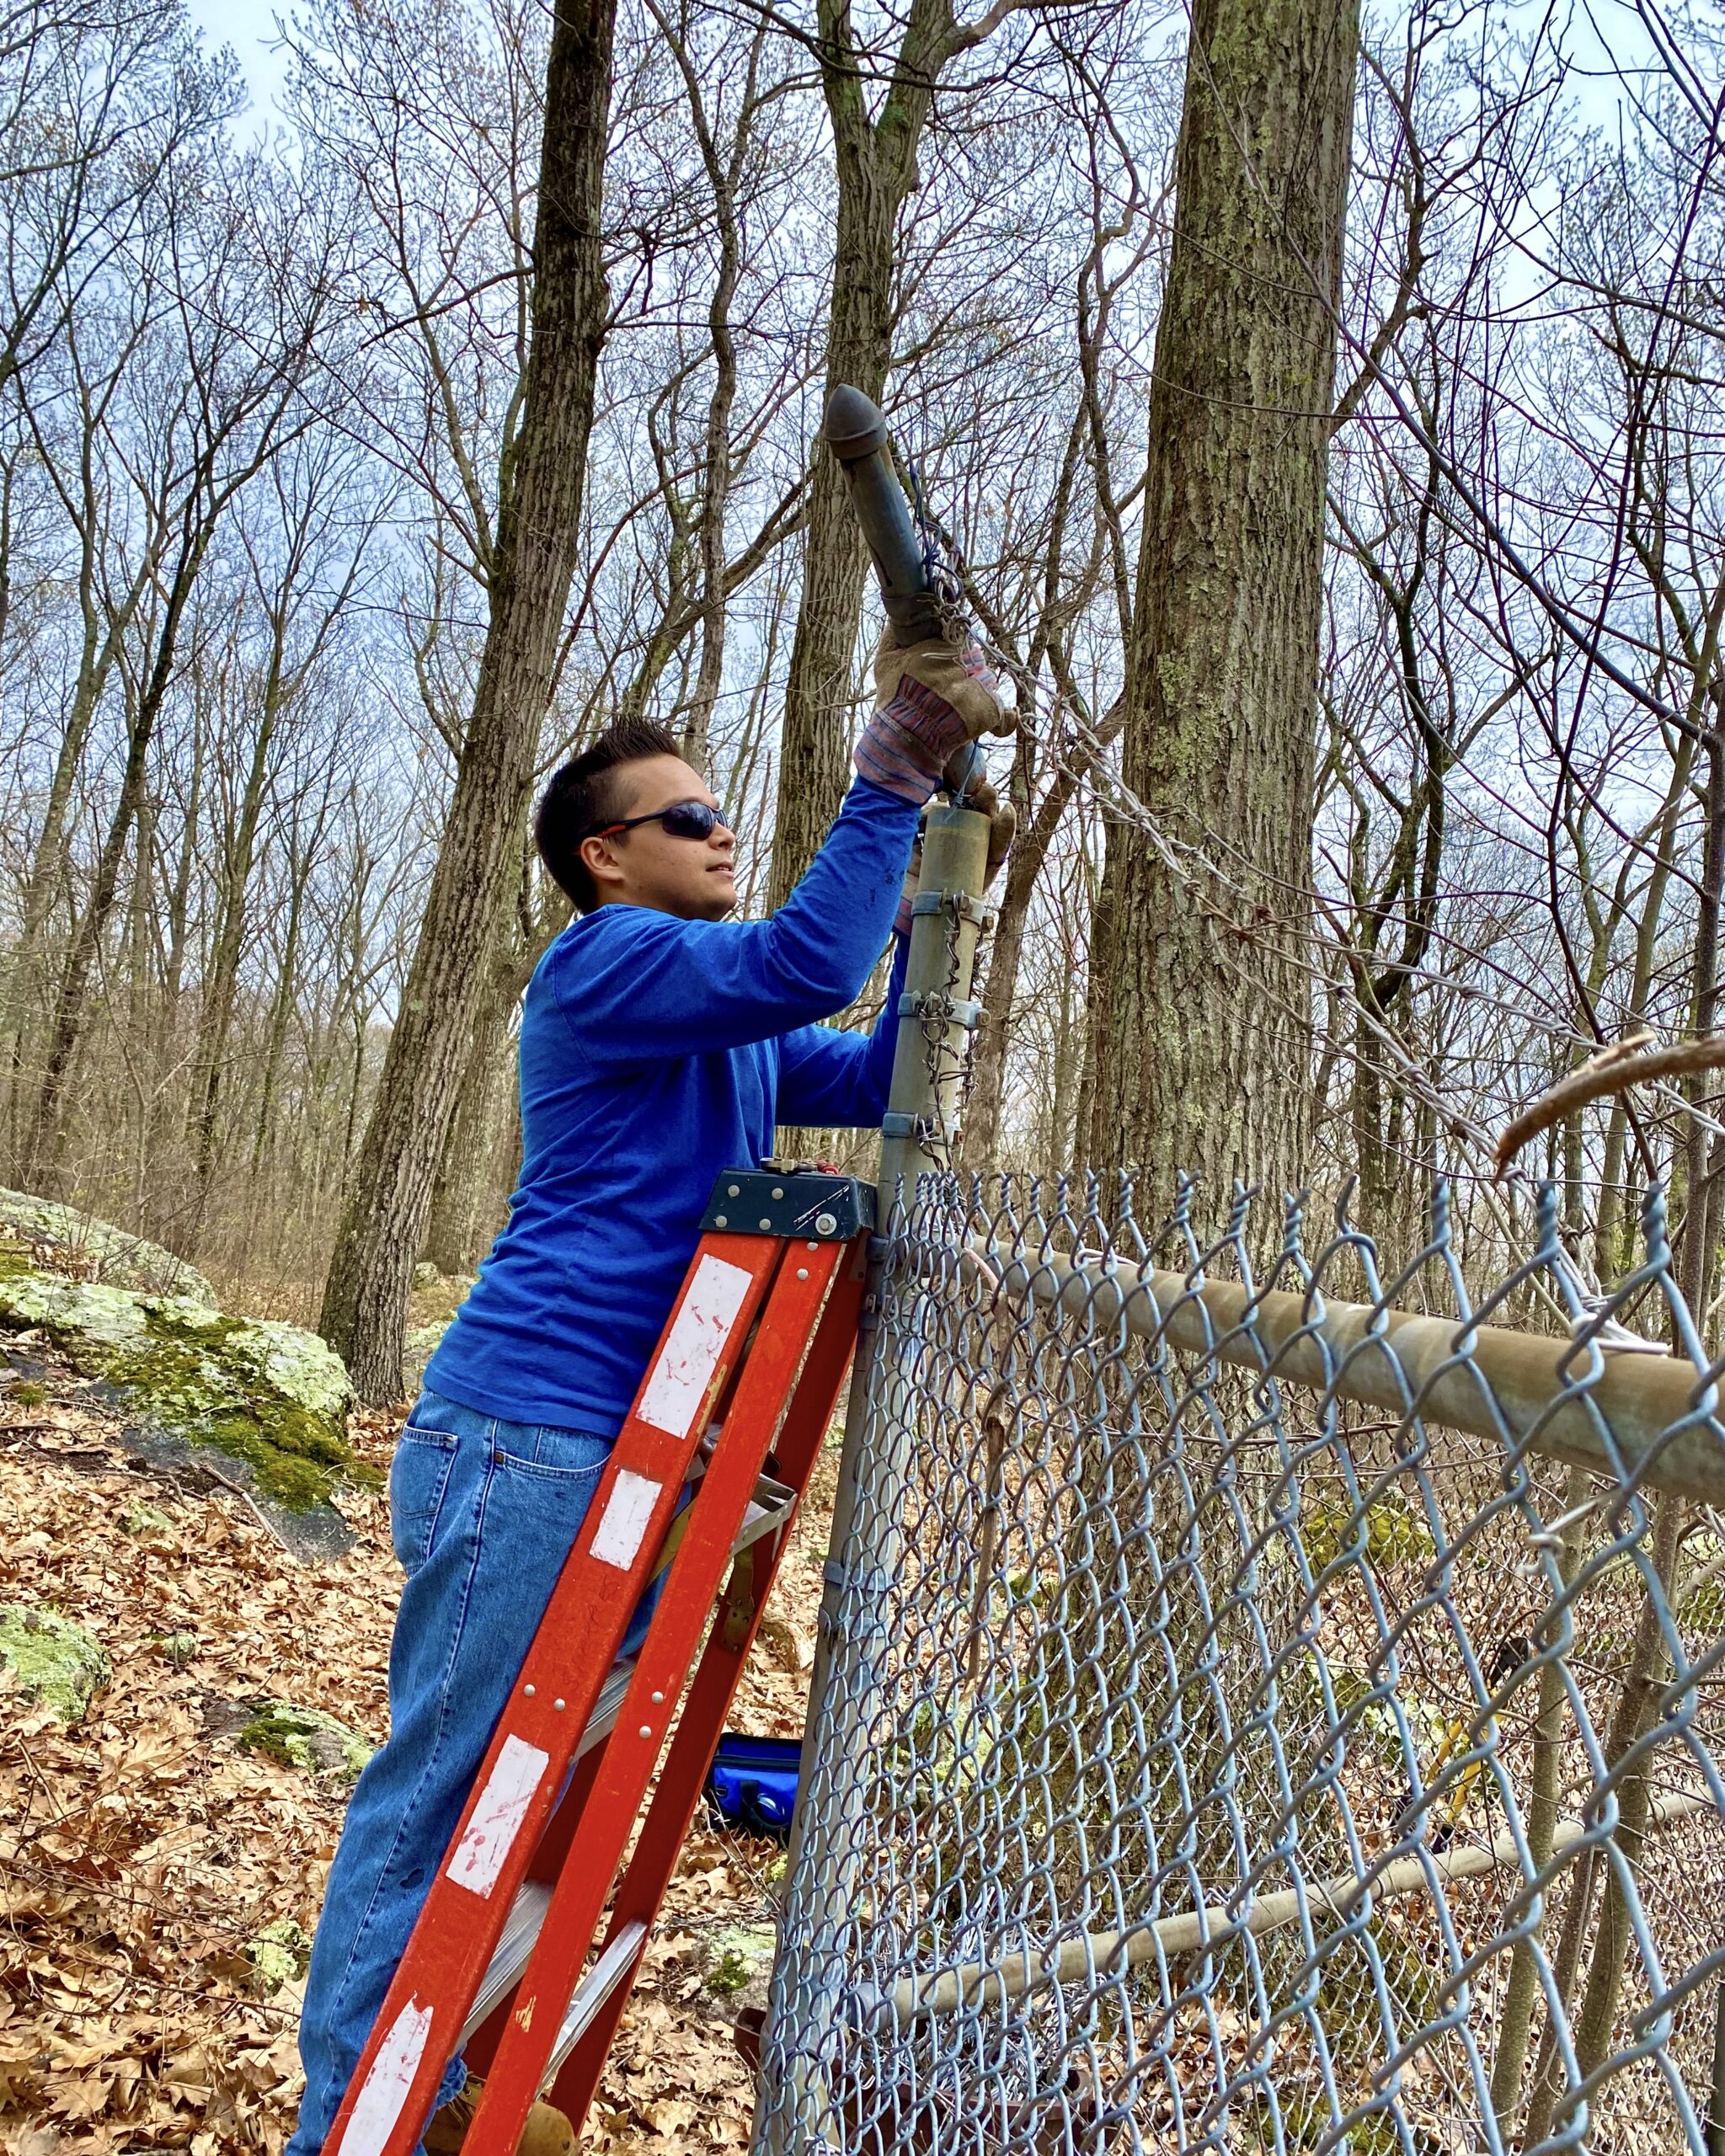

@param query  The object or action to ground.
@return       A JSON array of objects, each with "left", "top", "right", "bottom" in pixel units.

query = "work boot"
[{"left": 423, "top": 2075, "right": 575, "bottom": 2155}]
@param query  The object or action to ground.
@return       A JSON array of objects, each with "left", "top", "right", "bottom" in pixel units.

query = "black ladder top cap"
[
  {"left": 700, "top": 1167, "right": 876, "bottom": 1241},
  {"left": 823, "top": 384, "right": 889, "bottom": 462}
]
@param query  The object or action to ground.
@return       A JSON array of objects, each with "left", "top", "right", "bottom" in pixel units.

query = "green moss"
[
  {"left": 704, "top": 1924, "right": 776, "bottom": 1997},
  {"left": 157, "top": 1630, "right": 199, "bottom": 1668},
  {"left": 0, "top": 1264, "right": 353, "bottom": 1508},
  {"left": 10, "top": 1380, "right": 45, "bottom": 1407},
  {"left": 1303, "top": 1492, "right": 1436, "bottom": 1574},
  {"left": 0, "top": 1606, "right": 111, "bottom": 1722},
  {"left": 1680, "top": 1577, "right": 1725, "bottom": 1636},
  {"left": 101, "top": 1310, "right": 349, "bottom": 1508},
  {"left": 238, "top": 1700, "right": 372, "bottom": 1784},
  {"left": 120, "top": 1499, "right": 176, "bottom": 1545},
  {"left": 246, "top": 1918, "right": 312, "bottom": 1995}
]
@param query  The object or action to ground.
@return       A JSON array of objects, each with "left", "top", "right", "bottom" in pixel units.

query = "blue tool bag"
[{"left": 704, "top": 1734, "right": 802, "bottom": 1840}]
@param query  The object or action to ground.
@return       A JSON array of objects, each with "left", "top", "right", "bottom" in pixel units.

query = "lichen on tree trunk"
[{"left": 1084, "top": 0, "right": 1358, "bottom": 1206}]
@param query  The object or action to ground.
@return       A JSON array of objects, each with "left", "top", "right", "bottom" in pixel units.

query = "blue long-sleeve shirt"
[{"left": 424, "top": 775, "right": 918, "bottom": 1434}]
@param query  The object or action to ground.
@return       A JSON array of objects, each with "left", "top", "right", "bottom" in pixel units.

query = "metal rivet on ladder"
[
  {"left": 650, "top": 1690, "right": 665, "bottom": 1704},
  {"left": 524, "top": 1684, "right": 536, "bottom": 1697},
  {"left": 553, "top": 1698, "right": 566, "bottom": 1711},
  {"left": 797, "top": 1268, "right": 809, "bottom": 1281},
  {"left": 727, "top": 1183, "right": 740, "bottom": 1196},
  {"left": 759, "top": 1217, "right": 772, "bottom": 1230},
  {"left": 714, "top": 1214, "right": 728, "bottom": 1228},
  {"left": 638, "top": 1725, "right": 653, "bottom": 1739},
  {"left": 771, "top": 1185, "right": 784, "bottom": 1199},
  {"left": 814, "top": 1213, "right": 837, "bottom": 1234}
]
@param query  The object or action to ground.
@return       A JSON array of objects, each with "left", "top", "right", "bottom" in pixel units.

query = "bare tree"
[
  {"left": 22, "top": 147, "right": 339, "bottom": 1183},
  {"left": 766, "top": 0, "right": 1046, "bottom": 910},
  {"left": 319, "top": 0, "right": 622, "bottom": 1402},
  {"left": 1082, "top": 0, "right": 1359, "bottom": 1200}
]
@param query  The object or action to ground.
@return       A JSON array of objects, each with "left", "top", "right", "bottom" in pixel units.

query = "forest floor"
[{"left": 0, "top": 1348, "right": 833, "bottom": 2153}]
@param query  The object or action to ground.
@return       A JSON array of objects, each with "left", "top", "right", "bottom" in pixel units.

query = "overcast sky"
[{"left": 179, "top": 0, "right": 1662, "bottom": 157}]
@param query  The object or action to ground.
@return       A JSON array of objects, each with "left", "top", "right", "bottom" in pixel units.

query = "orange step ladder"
[{"left": 323, "top": 1167, "right": 873, "bottom": 2156}]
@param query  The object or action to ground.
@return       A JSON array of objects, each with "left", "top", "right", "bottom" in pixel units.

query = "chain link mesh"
[{"left": 755, "top": 1172, "right": 1725, "bottom": 2155}]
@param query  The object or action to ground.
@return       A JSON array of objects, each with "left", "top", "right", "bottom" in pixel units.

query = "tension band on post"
[
  {"left": 898, "top": 991, "right": 980, "bottom": 1029},
  {"left": 880, "top": 1111, "right": 942, "bottom": 1141},
  {"left": 911, "top": 890, "right": 996, "bottom": 931}
]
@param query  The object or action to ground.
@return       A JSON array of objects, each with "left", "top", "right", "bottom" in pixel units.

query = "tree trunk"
[
  {"left": 1083, "top": 0, "right": 1358, "bottom": 1206},
  {"left": 318, "top": 0, "right": 617, "bottom": 1403},
  {"left": 965, "top": 755, "right": 1094, "bottom": 1170},
  {"left": 423, "top": 991, "right": 518, "bottom": 1276},
  {"left": 766, "top": 207, "right": 891, "bottom": 911},
  {"left": 187, "top": 644, "right": 290, "bottom": 1234},
  {"left": 4, "top": 574, "right": 141, "bottom": 1166},
  {"left": 24, "top": 550, "right": 204, "bottom": 1187}
]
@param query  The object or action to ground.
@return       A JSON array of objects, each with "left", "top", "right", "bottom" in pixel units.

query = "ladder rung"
[
  {"left": 649, "top": 1469, "right": 797, "bottom": 1583},
  {"left": 461, "top": 1880, "right": 552, "bottom": 2044},
  {"left": 455, "top": 1472, "right": 797, "bottom": 2052},
  {"left": 573, "top": 1653, "right": 639, "bottom": 1765},
  {"left": 734, "top": 1470, "right": 797, "bottom": 1555},
  {"left": 547, "top": 1919, "right": 649, "bottom": 2073}
]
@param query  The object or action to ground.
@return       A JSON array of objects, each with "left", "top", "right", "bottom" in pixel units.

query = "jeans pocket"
[
  {"left": 389, "top": 1427, "right": 460, "bottom": 1576},
  {"left": 492, "top": 1425, "right": 613, "bottom": 1486}
]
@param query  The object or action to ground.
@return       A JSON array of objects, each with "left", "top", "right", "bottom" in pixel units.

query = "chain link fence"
[{"left": 756, "top": 1172, "right": 1725, "bottom": 2155}]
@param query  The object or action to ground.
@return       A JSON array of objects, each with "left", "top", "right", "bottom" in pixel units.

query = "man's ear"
[{"left": 579, "top": 833, "right": 625, "bottom": 896}]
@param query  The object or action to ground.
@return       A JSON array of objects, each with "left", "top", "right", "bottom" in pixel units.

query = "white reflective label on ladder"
[
  {"left": 446, "top": 1732, "right": 549, "bottom": 1898},
  {"left": 590, "top": 1469, "right": 662, "bottom": 1571},
  {"left": 638, "top": 1253, "right": 753, "bottom": 1436},
  {"left": 339, "top": 1995, "right": 435, "bottom": 2156}
]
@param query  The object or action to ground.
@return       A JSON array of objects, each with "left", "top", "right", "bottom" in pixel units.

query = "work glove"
[{"left": 855, "top": 627, "right": 1015, "bottom": 807}]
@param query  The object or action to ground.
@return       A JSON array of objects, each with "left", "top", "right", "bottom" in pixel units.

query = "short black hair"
[{"left": 535, "top": 719, "right": 682, "bottom": 912}]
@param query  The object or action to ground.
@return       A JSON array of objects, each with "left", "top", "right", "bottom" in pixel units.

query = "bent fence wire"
[{"left": 755, "top": 1175, "right": 1725, "bottom": 2156}]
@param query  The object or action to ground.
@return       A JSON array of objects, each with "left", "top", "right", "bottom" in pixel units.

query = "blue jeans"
[{"left": 288, "top": 1390, "right": 654, "bottom": 2153}]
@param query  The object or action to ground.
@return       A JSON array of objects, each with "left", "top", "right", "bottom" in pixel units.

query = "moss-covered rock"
[
  {"left": 238, "top": 1700, "right": 372, "bottom": 1783},
  {"left": 703, "top": 1924, "right": 777, "bottom": 1998},
  {"left": 246, "top": 1917, "right": 312, "bottom": 1995},
  {"left": 403, "top": 1321, "right": 451, "bottom": 1390},
  {"left": 0, "top": 1190, "right": 214, "bottom": 1303},
  {"left": 403, "top": 1266, "right": 474, "bottom": 1390},
  {"left": 0, "top": 1606, "right": 111, "bottom": 1721},
  {"left": 120, "top": 1499, "right": 177, "bottom": 1546},
  {"left": 0, "top": 1265, "right": 353, "bottom": 1509}
]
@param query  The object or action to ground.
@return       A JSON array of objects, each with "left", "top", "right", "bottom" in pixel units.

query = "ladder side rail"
[{"left": 451, "top": 1260, "right": 811, "bottom": 2084}]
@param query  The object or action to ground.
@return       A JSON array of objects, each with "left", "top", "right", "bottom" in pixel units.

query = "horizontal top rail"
[{"left": 978, "top": 1243, "right": 1725, "bottom": 1505}]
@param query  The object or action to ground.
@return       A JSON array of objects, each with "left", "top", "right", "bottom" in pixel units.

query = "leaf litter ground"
[{"left": 0, "top": 1352, "right": 830, "bottom": 2153}]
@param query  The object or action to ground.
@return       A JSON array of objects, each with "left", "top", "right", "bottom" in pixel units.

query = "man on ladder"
[{"left": 287, "top": 632, "right": 1012, "bottom": 2155}]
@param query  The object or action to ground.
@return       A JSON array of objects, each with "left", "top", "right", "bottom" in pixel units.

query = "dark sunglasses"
[{"left": 589, "top": 798, "right": 735, "bottom": 845}]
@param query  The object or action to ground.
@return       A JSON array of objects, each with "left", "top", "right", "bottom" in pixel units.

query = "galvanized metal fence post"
[{"left": 758, "top": 798, "right": 991, "bottom": 2155}]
